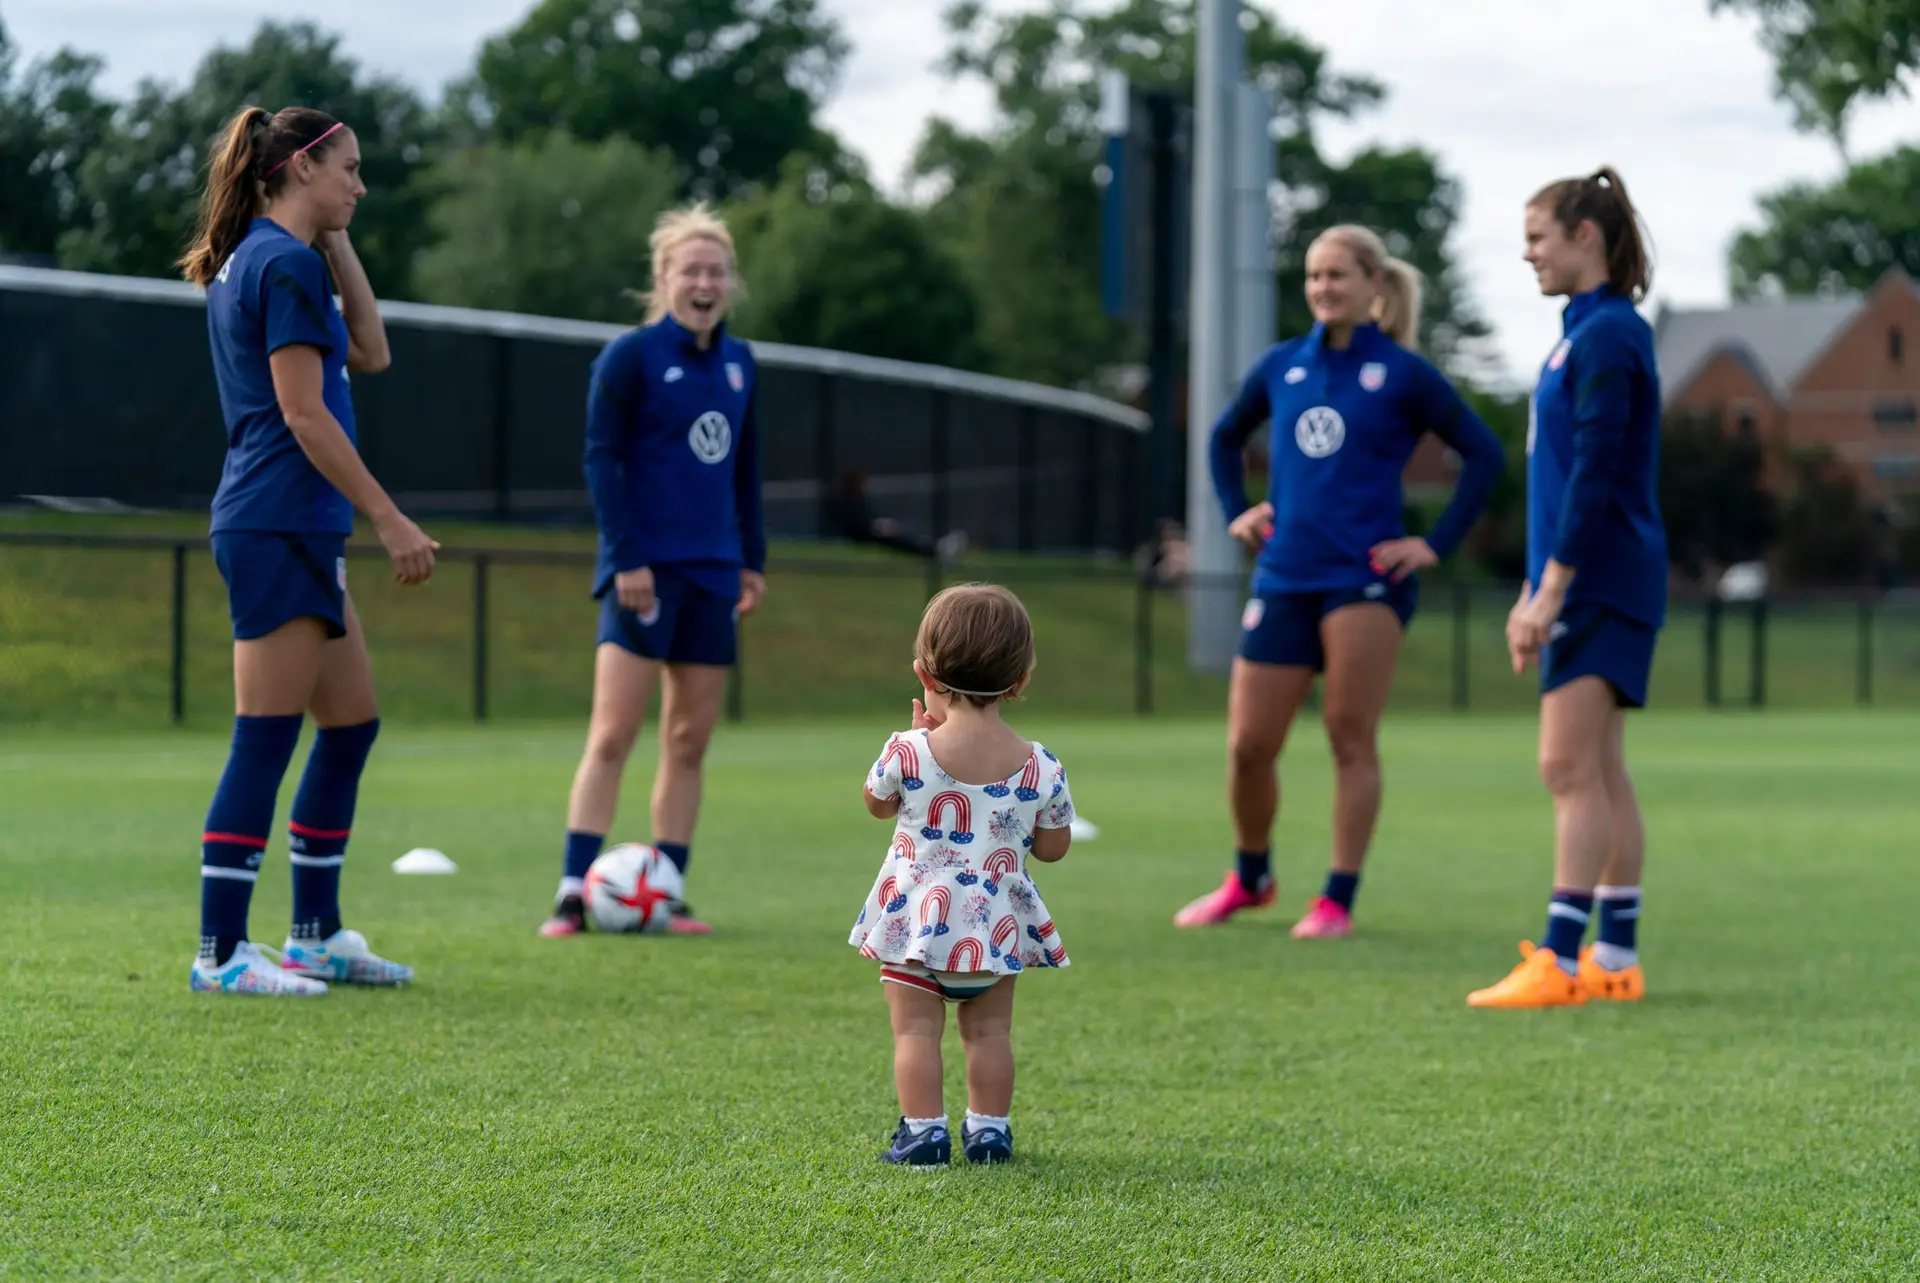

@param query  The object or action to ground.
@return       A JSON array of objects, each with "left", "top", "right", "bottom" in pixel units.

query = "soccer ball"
[{"left": 583, "top": 843, "right": 684, "bottom": 933}]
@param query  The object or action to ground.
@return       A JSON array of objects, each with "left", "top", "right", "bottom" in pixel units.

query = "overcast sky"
[{"left": 6, "top": 0, "right": 1915, "bottom": 385}]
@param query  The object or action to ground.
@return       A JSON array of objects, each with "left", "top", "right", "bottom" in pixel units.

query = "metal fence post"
[
  {"left": 1134, "top": 576, "right": 1154, "bottom": 715},
  {"left": 1858, "top": 595, "right": 1874, "bottom": 707},
  {"left": 170, "top": 543, "right": 187, "bottom": 726},
  {"left": 1704, "top": 597, "right": 1722, "bottom": 708},
  {"left": 472, "top": 553, "right": 490, "bottom": 721},
  {"left": 1750, "top": 598, "right": 1768, "bottom": 708},
  {"left": 1451, "top": 579, "right": 1470, "bottom": 712}
]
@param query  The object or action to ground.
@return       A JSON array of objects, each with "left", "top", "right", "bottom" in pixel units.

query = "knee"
[
  {"left": 586, "top": 727, "right": 637, "bottom": 770},
  {"left": 1323, "top": 714, "right": 1378, "bottom": 770},
  {"left": 1226, "top": 728, "right": 1281, "bottom": 774},
  {"left": 1539, "top": 749, "right": 1602, "bottom": 796},
  {"left": 958, "top": 1014, "right": 1013, "bottom": 1046},
  {"left": 661, "top": 717, "right": 714, "bottom": 770}
]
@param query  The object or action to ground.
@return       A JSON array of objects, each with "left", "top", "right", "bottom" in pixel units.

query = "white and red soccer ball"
[{"left": 583, "top": 843, "right": 684, "bottom": 933}]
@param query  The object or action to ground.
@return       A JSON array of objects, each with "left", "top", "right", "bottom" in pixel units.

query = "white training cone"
[
  {"left": 392, "top": 848, "right": 457, "bottom": 875},
  {"left": 1070, "top": 817, "right": 1100, "bottom": 841}
]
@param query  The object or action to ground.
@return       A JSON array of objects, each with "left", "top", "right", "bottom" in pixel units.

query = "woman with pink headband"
[{"left": 178, "top": 105, "right": 433, "bottom": 998}]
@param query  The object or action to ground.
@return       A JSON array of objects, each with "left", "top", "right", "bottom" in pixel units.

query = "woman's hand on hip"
[
  {"left": 616, "top": 566, "right": 656, "bottom": 616},
  {"left": 737, "top": 570, "right": 766, "bottom": 617},
  {"left": 1227, "top": 502, "right": 1274, "bottom": 553}
]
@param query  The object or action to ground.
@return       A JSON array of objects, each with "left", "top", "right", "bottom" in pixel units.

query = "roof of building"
[{"left": 1653, "top": 292, "right": 1863, "bottom": 405}]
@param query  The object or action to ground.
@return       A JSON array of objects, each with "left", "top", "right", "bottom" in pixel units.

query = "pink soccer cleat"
[
  {"left": 1173, "top": 872, "right": 1277, "bottom": 927},
  {"left": 665, "top": 906, "right": 713, "bottom": 935},
  {"left": 1289, "top": 896, "right": 1353, "bottom": 939}
]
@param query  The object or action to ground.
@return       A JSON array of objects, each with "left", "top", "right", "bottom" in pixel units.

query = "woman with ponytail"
[
  {"left": 1468, "top": 168, "right": 1666, "bottom": 1010},
  {"left": 1175, "top": 224, "right": 1505, "bottom": 939},
  {"left": 182, "top": 105, "right": 433, "bottom": 997}
]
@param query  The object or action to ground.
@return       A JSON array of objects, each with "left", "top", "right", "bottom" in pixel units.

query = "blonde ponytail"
[{"left": 1375, "top": 256, "right": 1425, "bottom": 350}]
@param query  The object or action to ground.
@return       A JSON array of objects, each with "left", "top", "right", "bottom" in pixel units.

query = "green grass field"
[
  {"left": 3, "top": 712, "right": 1916, "bottom": 1279},
  {"left": 5, "top": 509, "right": 1920, "bottom": 726}
]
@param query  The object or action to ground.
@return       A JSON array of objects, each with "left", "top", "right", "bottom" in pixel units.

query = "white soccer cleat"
[
  {"left": 189, "top": 941, "right": 330, "bottom": 996},
  {"left": 278, "top": 928, "right": 414, "bottom": 986}
]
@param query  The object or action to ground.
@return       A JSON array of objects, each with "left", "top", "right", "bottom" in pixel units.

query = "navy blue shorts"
[
  {"left": 597, "top": 568, "right": 738, "bottom": 666},
  {"left": 1238, "top": 578, "right": 1418, "bottom": 671},
  {"left": 212, "top": 531, "right": 347, "bottom": 641},
  {"left": 1540, "top": 602, "right": 1658, "bottom": 709}
]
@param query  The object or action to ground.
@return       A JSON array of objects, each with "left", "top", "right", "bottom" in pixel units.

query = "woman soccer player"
[
  {"left": 182, "top": 106, "right": 434, "bottom": 996},
  {"left": 1174, "top": 224, "right": 1504, "bottom": 938},
  {"left": 540, "top": 204, "right": 767, "bottom": 937},
  {"left": 1469, "top": 169, "right": 1665, "bottom": 1009}
]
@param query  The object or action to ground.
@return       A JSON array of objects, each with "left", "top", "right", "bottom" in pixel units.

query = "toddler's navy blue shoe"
[
  {"left": 881, "top": 1118, "right": 950, "bottom": 1167},
  {"left": 962, "top": 1121, "right": 1013, "bottom": 1164}
]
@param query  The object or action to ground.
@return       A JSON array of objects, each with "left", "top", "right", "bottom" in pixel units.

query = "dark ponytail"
[
  {"left": 179, "top": 105, "right": 342, "bottom": 287},
  {"left": 1530, "top": 166, "right": 1654, "bottom": 302}
]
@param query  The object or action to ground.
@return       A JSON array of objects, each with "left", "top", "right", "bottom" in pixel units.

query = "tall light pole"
[{"left": 1184, "top": 0, "right": 1246, "bottom": 671}]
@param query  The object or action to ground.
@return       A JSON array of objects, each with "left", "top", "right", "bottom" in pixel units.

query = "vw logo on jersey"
[
  {"left": 1294, "top": 405, "right": 1346, "bottom": 459},
  {"left": 688, "top": 410, "right": 732, "bottom": 464},
  {"left": 1284, "top": 366, "right": 1307, "bottom": 384},
  {"left": 1359, "top": 362, "right": 1387, "bottom": 392},
  {"left": 725, "top": 362, "right": 745, "bottom": 392}
]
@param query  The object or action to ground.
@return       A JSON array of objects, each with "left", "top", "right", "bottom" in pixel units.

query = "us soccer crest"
[
  {"left": 1547, "top": 339, "right": 1572, "bottom": 371},
  {"left": 725, "top": 362, "right": 744, "bottom": 392},
  {"left": 1359, "top": 362, "right": 1387, "bottom": 392}
]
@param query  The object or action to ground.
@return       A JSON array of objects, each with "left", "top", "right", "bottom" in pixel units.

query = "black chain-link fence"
[{"left": 3, "top": 532, "right": 1917, "bottom": 726}]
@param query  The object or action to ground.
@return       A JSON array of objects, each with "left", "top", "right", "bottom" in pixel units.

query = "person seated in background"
[
  {"left": 1135, "top": 518, "right": 1191, "bottom": 588},
  {"left": 823, "top": 468, "right": 966, "bottom": 562}
]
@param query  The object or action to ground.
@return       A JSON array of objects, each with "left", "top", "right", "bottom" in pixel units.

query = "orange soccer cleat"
[
  {"left": 1466, "top": 941, "right": 1589, "bottom": 1009},
  {"left": 1578, "top": 945, "right": 1645, "bottom": 1001}
]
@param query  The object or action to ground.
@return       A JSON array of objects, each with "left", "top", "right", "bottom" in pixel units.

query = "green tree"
[
  {"left": 1775, "top": 444, "right": 1878, "bottom": 584},
  {"left": 727, "top": 154, "right": 984, "bottom": 367},
  {"left": 453, "top": 0, "right": 850, "bottom": 201},
  {"left": 0, "top": 23, "right": 114, "bottom": 261},
  {"left": 413, "top": 131, "right": 683, "bottom": 323},
  {"left": 1709, "top": 0, "right": 1920, "bottom": 151},
  {"left": 1728, "top": 144, "right": 1920, "bottom": 297},
  {"left": 912, "top": 0, "right": 1490, "bottom": 387},
  {"left": 58, "top": 21, "right": 436, "bottom": 294},
  {"left": 1659, "top": 412, "right": 1780, "bottom": 579}
]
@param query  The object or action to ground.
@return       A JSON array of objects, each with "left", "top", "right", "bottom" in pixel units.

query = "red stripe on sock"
[
  {"left": 202, "top": 831, "right": 269, "bottom": 850},
  {"left": 289, "top": 822, "right": 351, "bottom": 840}
]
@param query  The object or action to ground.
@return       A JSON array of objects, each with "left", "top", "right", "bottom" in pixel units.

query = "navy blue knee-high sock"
[
  {"left": 289, "top": 719, "right": 380, "bottom": 943},
  {"left": 200, "top": 714, "right": 304, "bottom": 965},
  {"left": 563, "top": 831, "right": 605, "bottom": 884},
  {"left": 1543, "top": 889, "right": 1595, "bottom": 970}
]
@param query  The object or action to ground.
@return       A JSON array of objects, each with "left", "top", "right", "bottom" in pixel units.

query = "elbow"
[
  {"left": 280, "top": 404, "right": 329, "bottom": 441},
  {"left": 352, "top": 348, "right": 392, "bottom": 375}
]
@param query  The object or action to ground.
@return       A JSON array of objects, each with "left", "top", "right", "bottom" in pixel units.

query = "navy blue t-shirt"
[
  {"left": 206, "top": 218, "right": 355, "bottom": 535},
  {"left": 584, "top": 315, "right": 767, "bottom": 599},
  {"left": 1209, "top": 322, "right": 1505, "bottom": 596},
  {"left": 1527, "top": 286, "right": 1667, "bottom": 628}
]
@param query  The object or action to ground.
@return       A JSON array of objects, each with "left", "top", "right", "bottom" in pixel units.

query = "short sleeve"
[
  {"left": 866, "top": 733, "right": 905, "bottom": 801},
  {"left": 262, "top": 249, "right": 337, "bottom": 358},
  {"left": 1037, "top": 754, "right": 1075, "bottom": 830}
]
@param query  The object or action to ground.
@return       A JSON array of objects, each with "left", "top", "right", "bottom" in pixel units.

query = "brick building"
[{"left": 1653, "top": 267, "right": 1920, "bottom": 500}]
